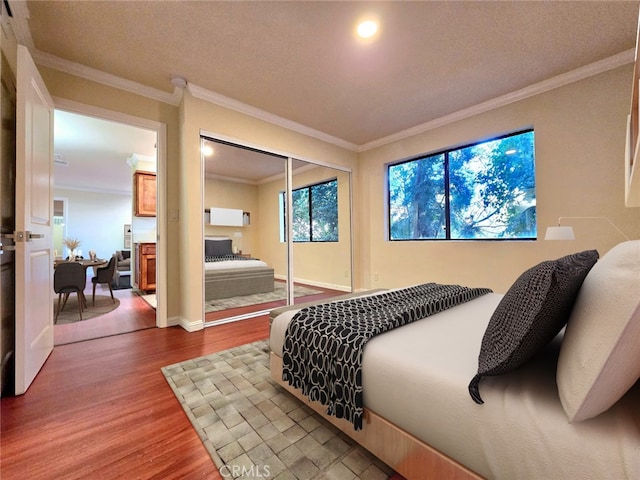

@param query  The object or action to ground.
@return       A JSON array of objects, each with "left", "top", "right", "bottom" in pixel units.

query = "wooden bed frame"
[
  {"left": 204, "top": 266, "right": 274, "bottom": 301},
  {"left": 270, "top": 353, "right": 483, "bottom": 480}
]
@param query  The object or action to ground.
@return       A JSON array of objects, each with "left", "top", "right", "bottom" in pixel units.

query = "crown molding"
[
  {"left": 204, "top": 158, "right": 321, "bottom": 186},
  {"left": 187, "top": 83, "right": 359, "bottom": 151},
  {"left": 359, "top": 49, "right": 635, "bottom": 152},
  {"left": 31, "top": 47, "right": 357, "bottom": 150},
  {"left": 204, "top": 173, "right": 259, "bottom": 186},
  {"left": 33, "top": 46, "right": 633, "bottom": 153},
  {"left": 32, "top": 49, "right": 183, "bottom": 106},
  {"left": 6, "top": 1, "right": 34, "bottom": 48}
]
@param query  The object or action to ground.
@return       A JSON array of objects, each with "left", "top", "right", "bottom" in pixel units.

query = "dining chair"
[
  {"left": 54, "top": 262, "right": 86, "bottom": 323},
  {"left": 92, "top": 254, "right": 117, "bottom": 306}
]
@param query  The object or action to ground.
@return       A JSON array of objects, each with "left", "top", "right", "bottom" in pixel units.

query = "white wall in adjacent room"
[{"left": 54, "top": 188, "right": 132, "bottom": 260}]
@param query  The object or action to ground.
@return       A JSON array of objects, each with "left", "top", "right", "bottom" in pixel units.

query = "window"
[
  {"left": 388, "top": 130, "right": 536, "bottom": 240},
  {"left": 280, "top": 179, "right": 339, "bottom": 242}
]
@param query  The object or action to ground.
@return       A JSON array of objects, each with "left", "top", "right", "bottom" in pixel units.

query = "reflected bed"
[{"left": 204, "top": 237, "right": 274, "bottom": 301}]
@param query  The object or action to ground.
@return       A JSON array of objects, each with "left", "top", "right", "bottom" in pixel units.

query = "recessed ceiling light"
[{"left": 357, "top": 20, "right": 378, "bottom": 39}]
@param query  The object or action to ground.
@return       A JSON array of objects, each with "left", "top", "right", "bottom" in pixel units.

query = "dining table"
[{"left": 54, "top": 258, "right": 108, "bottom": 271}]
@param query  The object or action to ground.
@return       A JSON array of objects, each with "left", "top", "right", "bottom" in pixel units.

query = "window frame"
[
  {"left": 387, "top": 128, "right": 536, "bottom": 242},
  {"left": 281, "top": 178, "right": 339, "bottom": 243}
]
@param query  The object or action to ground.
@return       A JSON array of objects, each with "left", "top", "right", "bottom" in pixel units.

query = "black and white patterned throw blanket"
[{"left": 282, "top": 283, "right": 492, "bottom": 430}]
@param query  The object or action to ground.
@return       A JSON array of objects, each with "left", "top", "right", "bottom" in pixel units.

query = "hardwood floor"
[
  {"left": 1, "top": 316, "right": 271, "bottom": 480},
  {"left": 3, "top": 285, "right": 351, "bottom": 479},
  {"left": 55, "top": 279, "right": 344, "bottom": 344},
  {"left": 54, "top": 284, "right": 157, "bottom": 346}
]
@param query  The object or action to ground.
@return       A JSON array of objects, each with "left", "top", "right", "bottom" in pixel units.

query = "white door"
[{"left": 14, "top": 45, "right": 54, "bottom": 394}]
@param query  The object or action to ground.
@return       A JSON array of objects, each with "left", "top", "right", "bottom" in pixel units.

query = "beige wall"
[
  {"left": 358, "top": 64, "right": 640, "bottom": 293},
  {"left": 255, "top": 171, "right": 287, "bottom": 280},
  {"left": 37, "top": 61, "right": 639, "bottom": 327},
  {"left": 204, "top": 178, "right": 258, "bottom": 254}
]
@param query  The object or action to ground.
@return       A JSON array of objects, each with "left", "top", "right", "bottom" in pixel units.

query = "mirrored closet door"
[
  {"left": 290, "top": 163, "right": 353, "bottom": 302},
  {"left": 201, "top": 135, "right": 352, "bottom": 325}
]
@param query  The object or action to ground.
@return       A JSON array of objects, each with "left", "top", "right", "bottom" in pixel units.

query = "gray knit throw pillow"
[{"left": 469, "top": 250, "right": 599, "bottom": 404}]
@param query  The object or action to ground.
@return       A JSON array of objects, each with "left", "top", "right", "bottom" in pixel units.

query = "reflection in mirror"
[
  {"left": 290, "top": 164, "right": 352, "bottom": 302},
  {"left": 201, "top": 136, "right": 352, "bottom": 326}
]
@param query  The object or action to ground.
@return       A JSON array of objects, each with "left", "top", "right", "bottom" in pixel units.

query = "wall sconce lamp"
[{"left": 544, "top": 216, "right": 630, "bottom": 241}]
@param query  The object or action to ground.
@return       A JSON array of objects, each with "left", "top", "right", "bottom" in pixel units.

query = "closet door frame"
[{"left": 200, "top": 130, "right": 353, "bottom": 325}]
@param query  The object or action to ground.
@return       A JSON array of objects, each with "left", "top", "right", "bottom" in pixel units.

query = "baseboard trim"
[
  {"left": 176, "top": 317, "right": 204, "bottom": 332},
  {"left": 273, "top": 274, "right": 351, "bottom": 293}
]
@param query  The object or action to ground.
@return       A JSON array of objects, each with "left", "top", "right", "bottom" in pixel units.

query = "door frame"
[
  {"left": 52, "top": 196, "right": 68, "bottom": 258},
  {"left": 53, "top": 98, "right": 168, "bottom": 327}
]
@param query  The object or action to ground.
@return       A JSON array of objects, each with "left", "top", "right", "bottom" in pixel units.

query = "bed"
[
  {"left": 269, "top": 241, "right": 640, "bottom": 480},
  {"left": 204, "top": 237, "right": 274, "bottom": 301}
]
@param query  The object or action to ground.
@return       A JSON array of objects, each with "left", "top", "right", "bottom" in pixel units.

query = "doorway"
[{"left": 52, "top": 105, "right": 164, "bottom": 343}]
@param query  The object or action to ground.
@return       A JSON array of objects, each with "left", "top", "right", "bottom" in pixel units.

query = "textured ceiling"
[
  {"left": 12, "top": 1, "right": 640, "bottom": 192},
  {"left": 23, "top": 0, "right": 640, "bottom": 147},
  {"left": 53, "top": 110, "right": 157, "bottom": 195}
]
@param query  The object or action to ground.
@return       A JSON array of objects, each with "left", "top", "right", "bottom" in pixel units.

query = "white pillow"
[{"left": 556, "top": 240, "right": 640, "bottom": 422}]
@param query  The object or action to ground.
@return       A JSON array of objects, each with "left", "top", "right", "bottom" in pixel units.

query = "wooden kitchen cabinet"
[
  {"left": 134, "top": 171, "right": 156, "bottom": 217},
  {"left": 135, "top": 242, "right": 156, "bottom": 292}
]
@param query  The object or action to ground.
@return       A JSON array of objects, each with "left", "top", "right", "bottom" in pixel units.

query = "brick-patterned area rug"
[
  {"left": 161, "top": 340, "right": 395, "bottom": 480},
  {"left": 205, "top": 283, "right": 322, "bottom": 313}
]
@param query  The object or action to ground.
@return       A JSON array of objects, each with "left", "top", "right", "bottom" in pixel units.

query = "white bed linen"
[
  {"left": 270, "top": 292, "right": 640, "bottom": 480},
  {"left": 205, "top": 259, "right": 268, "bottom": 270}
]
